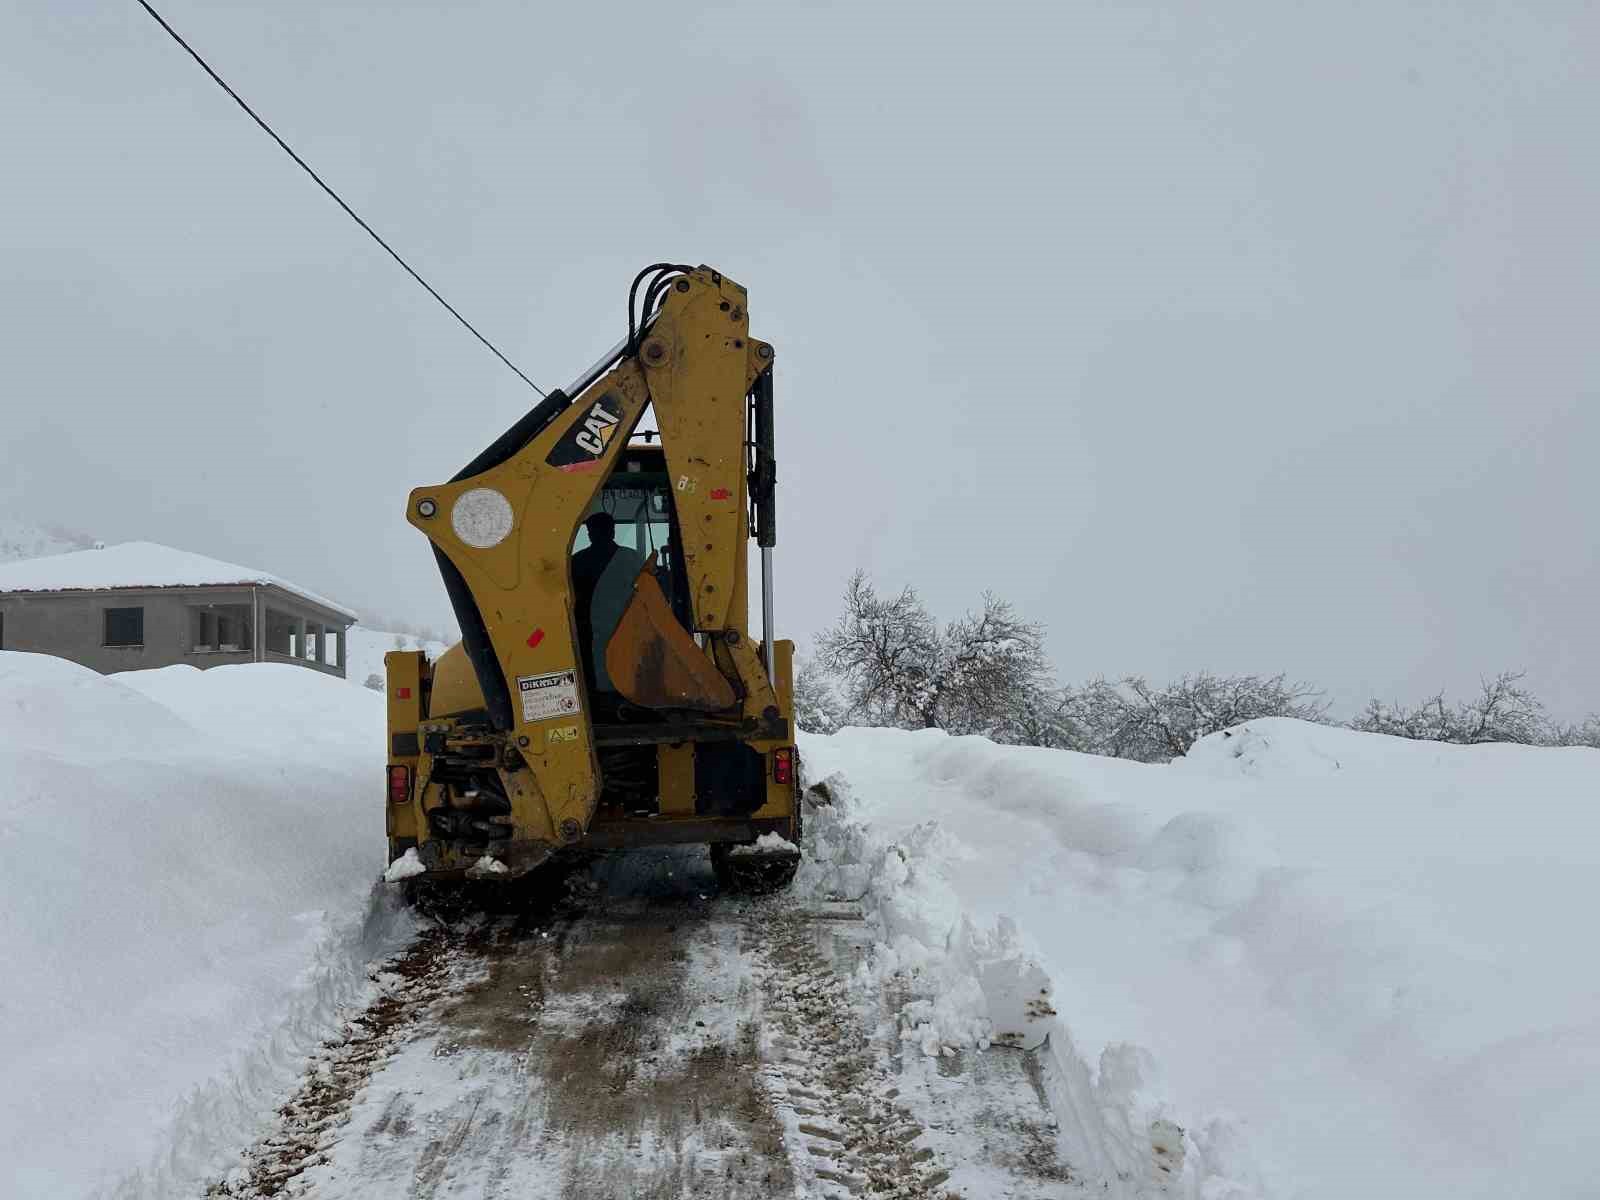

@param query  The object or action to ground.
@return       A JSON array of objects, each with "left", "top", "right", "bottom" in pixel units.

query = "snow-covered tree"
[
  {"left": 809, "top": 573, "right": 1590, "bottom": 758},
  {"left": 815, "top": 571, "right": 1053, "bottom": 737},
  {"left": 1065, "top": 672, "right": 1329, "bottom": 762},
  {"left": 1350, "top": 670, "right": 1548, "bottom": 745},
  {"left": 1546, "top": 715, "right": 1600, "bottom": 748},
  {"left": 993, "top": 687, "right": 1081, "bottom": 749},
  {"left": 792, "top": 657, "right": 847, "bottom": 734}
]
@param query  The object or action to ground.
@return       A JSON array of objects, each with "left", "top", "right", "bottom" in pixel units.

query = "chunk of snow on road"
[
  {"left": 728, "top": 831, "right": 799, "bottom": 856},
  {"left": 468, "top": 854, "right": 509, "bottom": 876},
  {"left": 383, "top": 847, "right": 425, "bottom": 881}
]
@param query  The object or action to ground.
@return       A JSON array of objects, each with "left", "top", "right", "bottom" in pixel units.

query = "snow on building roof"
[{"left": 0, "top": 541, "right": 358, "bottom": 621}]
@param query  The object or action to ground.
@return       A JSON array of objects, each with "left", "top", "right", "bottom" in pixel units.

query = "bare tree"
[
  {"left": 1546, "top": 715, "right": 1600, "bottom": 748},
  {"left": 935, "top": 593, "right": 1054, "bottom": 736},
  {"left": 1065, "top": 672, "right": 1329, "bottom": 762},
  {"left": 1059, "top": 678, "right": 1160, "bottom": 760},
  {"left": 814, "top": 571, "right": 939, "bottom": 728},
  {"left": 807, "top": 574, "right": 1590, "bottom": 759},
  {"left": 1459, "top": 671, "right": 1548, "bottom": 744},
  {"left": 995, "top": 687, "right": 1081, "bottom": 750},
  {"left": 815, "top": 571, "right": 1052, "bottom": 736},
  {"left": 1350, "top": 670, "right": 1547, "bottom": 745}
]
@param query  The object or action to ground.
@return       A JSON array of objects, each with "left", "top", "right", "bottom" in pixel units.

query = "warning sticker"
[{"left": 516, "top": 670, "right": 581, "bottom": 723}]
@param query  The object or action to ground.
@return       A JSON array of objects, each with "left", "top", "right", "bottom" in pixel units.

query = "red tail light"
[
  {"left": 388, "top": 765, "right": 410, "bottom": 805},
  {"left": 772, "top": 748, "right": 794, "bottom": 786}
]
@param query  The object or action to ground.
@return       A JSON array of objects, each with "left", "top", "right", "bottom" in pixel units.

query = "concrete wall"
[{"left": 0, "top": 585, "right": 350, "bottom": 678}]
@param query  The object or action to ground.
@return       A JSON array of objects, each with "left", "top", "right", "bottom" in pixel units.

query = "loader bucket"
[{"left": 605, "top": 555, "right": 737, "bottom": 712}]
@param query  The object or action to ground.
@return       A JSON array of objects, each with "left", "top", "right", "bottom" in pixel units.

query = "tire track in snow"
[
  {"left": 748, "top": 901, "right": 954, "bottom": 1199},
  {"left": 208, "top": 848, "right": 1076, "bottom": 1199},
  {"left": 206, "top": 924, "right": 490, "bottom": 1198}
]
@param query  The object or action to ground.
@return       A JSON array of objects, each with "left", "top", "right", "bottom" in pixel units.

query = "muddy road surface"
[{"left": 211, "top": 848, "right": 1075, "bottom": 1199}]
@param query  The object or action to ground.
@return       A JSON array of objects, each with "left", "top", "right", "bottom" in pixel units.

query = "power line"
[{"left": 131, "top": 0, "right": 546, "bottom": 397}]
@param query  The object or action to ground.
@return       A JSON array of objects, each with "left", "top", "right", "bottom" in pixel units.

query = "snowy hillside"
[
  {"left": 0, "top": 516, "right": 96, "bottom": 562},
  {"left": 0, "top": 653, "right": 409, "bottom": 1197},
  {"left": 800, "top": 721, "right": 1600, "bottom": 1199},
  {"left": 343, "top": 626, "right": 453, "bottom": 688}
]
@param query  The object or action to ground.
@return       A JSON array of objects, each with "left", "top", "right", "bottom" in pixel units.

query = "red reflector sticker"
[
  {"left": 709, "top": 487, "right": 731, "bottom": 500},
  {"left": 527, "top": 628, "right": 545, "bottom": 649},
  {"left": 395, "top": 687, "right": 412, "bottom": 700}
]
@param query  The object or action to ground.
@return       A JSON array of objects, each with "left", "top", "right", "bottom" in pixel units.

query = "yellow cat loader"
[{"left": 383, "top": 264, "right": 799, "bottom": 891}]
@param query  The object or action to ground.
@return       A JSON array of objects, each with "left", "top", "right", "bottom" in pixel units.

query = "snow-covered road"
[{"left": 210, "top": 848, "right": 1072, "bottom": 1200}]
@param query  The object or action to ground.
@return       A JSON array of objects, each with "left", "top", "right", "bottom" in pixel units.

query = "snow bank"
[
  {"left": 799, "top": 722, "right": 1600, "bottom": 1199},
  {"left": 0, "top": 652, "right": 411, "bottom": 1197},
  {"left": 795, "top": 757, "right": 1198, "bottom": 1197}
]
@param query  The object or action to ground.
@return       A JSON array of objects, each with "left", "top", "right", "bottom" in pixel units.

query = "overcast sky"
[{"left": 3, "top": 1, "right": 1596, "bottom": 716}]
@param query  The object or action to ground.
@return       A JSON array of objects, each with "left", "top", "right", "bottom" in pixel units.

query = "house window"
[{"left": 104, "top": 607, "right": 144, "bottom": 647}]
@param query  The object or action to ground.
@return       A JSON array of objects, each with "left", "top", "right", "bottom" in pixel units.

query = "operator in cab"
[{"left": 571, "top": 511, "right": 644, "bottom": 694}]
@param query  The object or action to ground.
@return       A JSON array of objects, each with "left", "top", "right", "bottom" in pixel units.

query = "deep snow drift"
[
  {"left": 799, "top": 721, "right": 1600, "bottom": 1199},
  {"left": 0, "top": 653, "right": 408, "bottom": 1198}
]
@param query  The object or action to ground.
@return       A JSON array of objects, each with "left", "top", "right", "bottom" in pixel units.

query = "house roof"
[{"left": 0, "top": 541, "right": 358, "bottom": 622}]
